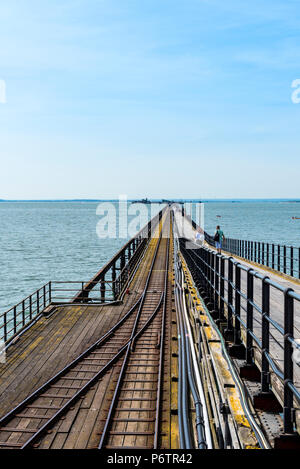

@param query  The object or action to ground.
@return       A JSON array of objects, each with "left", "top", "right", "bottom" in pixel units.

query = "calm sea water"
[{"left": 0, "top": 201, "right": 299, "bottom": 313}]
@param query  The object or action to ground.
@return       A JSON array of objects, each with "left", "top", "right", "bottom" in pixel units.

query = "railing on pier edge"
[
  {"left": 182, "top": 208, "right": 300, "bottom": 280},
  {"left": 179, "top": 238, "right": 300, "bottom": 437},
  {"left": 0, "top": 207, "right": 166, "bottom": 347},
  {"left": 204, "top": 231, "right": 300, "bottom": 280}
]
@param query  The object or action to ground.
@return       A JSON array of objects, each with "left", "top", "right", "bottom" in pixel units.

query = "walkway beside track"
[{"left": 174, "top": 208, "right": 300, "bottom": 432}]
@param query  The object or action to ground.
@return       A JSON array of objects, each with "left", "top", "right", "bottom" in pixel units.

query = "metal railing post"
[
  {"left": 261, "top": 277, "right": 270, "bottom": 393},
  {"left": 120, "top": 252, "right": 125, "bottom": 271},
  {"left": 120, "top": 252, "right": 125, "bottom": 289},
  {"left": 43, "top": 285, "right": 46, "bottom": 309},
  {"left": 112, "top": 263, "right": 116, "bottom": 300},
  {"left": 290, "top": 246, "right": 294, "bottom": 278},
  {"left": 101, "top": 277, "right": 106, "bottom": 303},
  {"left": 37, "top": 291, "right": 40, "bottom": 315},
  {"left": 201, "top": 248, "right": 206, "bottom": 288},
  {"left": 227, "top": 258, "right": 234, "bottom": 331},
  {"left": 283, "top": 289, "right": 294, "bottom": 434},
  {"left": 29, "top": 295, "right": 32, "bottom": 320},
  {"left": 220, "top": 256, "right": 225, "bottom": 315},
  {"left": 234, "top": 263, "right": 241, "bottom": 345},
  {"left": 210, "top": 251, "right": 215, "bottom": 305},
  {"left": 4, "top": 313, "right": 7, "bottom": 342},
  {"left": 246, "top": 269, "right": 254, "bottom": 365},
  {"left": 203, "top": 249, "right": 207, "bottom": 290},
  {"left": 14, "top": 306, "right": 17, "bottom": 335},
  {"left": 206, "top": 249, "right": 211, "bottom": 298},
  {"left": 215, "top": 254, "right": 220, "bottom": 315},
  {"left": 22, "top": 300, "right": 25, "bottom": 326},
  {"left": 284, "top": 246, "right": 287, "bottom": 274}
]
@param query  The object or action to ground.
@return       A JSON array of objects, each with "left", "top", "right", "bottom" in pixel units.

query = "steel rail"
[
  {"left": 174, "top": 278, "right": 185, "bottom": 448},
  {"left": 176, "top": 275, "right": 193, "bottom": 448},
  {"left": 72, "top": 207, "right": 167, "bottom": 303},
  {"left": 180, "top": 276, "right": 207, "bottom": 449},
  {"left": 179, "top": 265, "right": 211, "bottom": 449},
  {"left": 98, "top": 219, "right": 170, "bottom": 449},
  {"left": 0, "top": 209, "right": 166, "bottom": 349},
  {"left": 181, "top": 238, "right": 300, "bottom": 435},
  {"left": 153, "top": 228, "right": 170, "bottom": 449},
  {"left": 98, "top": 294, "right": 163, "bottom": 449},
  {"left": 0, "top": 295, "right": 143, "bottom": 429},
  {"left": 200, "top": 298, "right": 271, "bottom": 449},
  {"left": 173, "top": 212, "right": 212, "bottom": 449},
  {"left": 175, "top": 255, "right": 209, "bottom": 449},
  {"left": 179, "top": 241, "right": 271, "bottom": 449},
  {"left": 0, "top": 229, "right": 144, "bottom": 349},
  {"left": 21, "top": 295, "right": 165, "bottom": 450},
  {"left": 0, "top": 218, "right": 167, "bottom": 449},
  {"left": 173, "top": 217, "right": 194, "bottom": 448},
  {"left": 171, "top": 213, "right": 186, "bottom": 448}
]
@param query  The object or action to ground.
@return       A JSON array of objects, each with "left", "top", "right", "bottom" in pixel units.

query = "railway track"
[
  {"left": 99, "top": 223, "right": 170, "bottom": 449},
  {"left": 0, "top": 217, "right": 171, "bottom": 449}
]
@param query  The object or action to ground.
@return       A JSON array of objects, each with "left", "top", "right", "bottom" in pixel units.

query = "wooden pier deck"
[
  {"left": 1, "top": 207, "right": 299, "bottom": 449},
  {"left": 0, "top": 215, "right": 179, "bottom": 449}
]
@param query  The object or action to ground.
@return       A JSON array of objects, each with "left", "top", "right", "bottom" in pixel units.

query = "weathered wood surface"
[
  {"left": 0, "top": 237, "right": 157, "bottom": 421},
  {"left": 0, "top": 216, "right": 178, "bottom": 449}
]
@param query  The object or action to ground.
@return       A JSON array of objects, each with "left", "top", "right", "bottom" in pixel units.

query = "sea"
[{"left": 0, "top": 199, "right": 299, "bottom": 313}]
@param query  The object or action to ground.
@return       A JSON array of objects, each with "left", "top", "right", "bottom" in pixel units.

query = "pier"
[{"left": 0, "top": 206, "right": 300, "bottom": 449}]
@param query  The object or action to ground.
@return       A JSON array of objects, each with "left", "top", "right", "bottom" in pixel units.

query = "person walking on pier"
[{"left": 214, "top": 225, "right": 225, "bottom": 254}]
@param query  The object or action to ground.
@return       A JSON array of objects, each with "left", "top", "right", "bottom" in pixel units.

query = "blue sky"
[{"left": 0, "top": 0, "right": 300, "bottom": 199}]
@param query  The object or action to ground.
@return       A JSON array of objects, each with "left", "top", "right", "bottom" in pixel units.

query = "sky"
[{"left": 0, "top": 0, "right": 300, "bottom": 199}]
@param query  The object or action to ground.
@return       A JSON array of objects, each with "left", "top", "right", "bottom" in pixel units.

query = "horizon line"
[{"left": 1, "top": 198, "right": 300, "bottom": 202}]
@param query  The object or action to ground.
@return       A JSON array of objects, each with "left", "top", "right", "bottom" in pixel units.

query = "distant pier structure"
[
  {"left": 0, "top": 206, "right": 300, "bottom": 449},
  {"left": 130, "top": 198, "right": 198, "bottom": 205}
]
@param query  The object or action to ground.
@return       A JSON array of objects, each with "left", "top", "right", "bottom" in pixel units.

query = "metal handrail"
[
  {"left": 0, "top": 283, "right": 51, "bottom": 343},
  {"left": 179, "top": 238, "right": 300, "bottom": 436},
  {"left": 204, "top": 231, "right": 300, "bottom": 279},
  {"left": 0, "top": 208, "right": 166, "bottom": 346}
]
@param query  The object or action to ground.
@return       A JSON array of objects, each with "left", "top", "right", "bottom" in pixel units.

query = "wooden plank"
[{"left": 0, "top": 219, "right": 173, "bottom": 449}]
